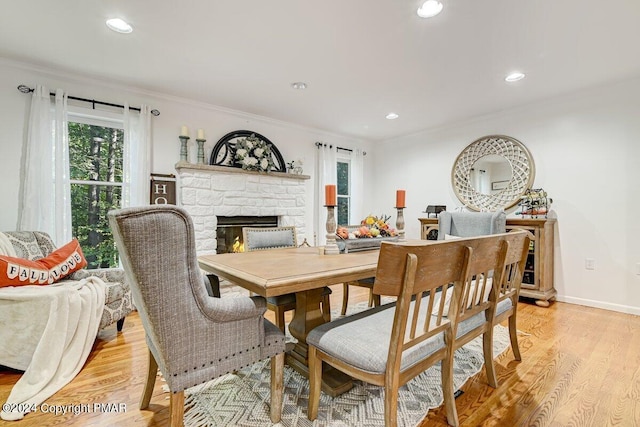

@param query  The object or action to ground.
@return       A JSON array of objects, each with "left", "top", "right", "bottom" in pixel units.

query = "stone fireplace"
[{"left": 175, "top": 162, "right": 310, "bottom": 255}]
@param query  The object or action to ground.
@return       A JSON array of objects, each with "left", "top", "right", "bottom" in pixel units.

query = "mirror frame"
[{"left": 451, "top": 135, "right": 535, "bottom": 211}]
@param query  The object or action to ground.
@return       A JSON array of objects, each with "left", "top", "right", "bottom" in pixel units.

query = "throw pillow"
[{"left": 0, "top": 239, "right": 87, "bottom": 287}]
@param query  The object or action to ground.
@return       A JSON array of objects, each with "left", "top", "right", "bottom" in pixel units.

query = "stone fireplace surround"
[{"left": 175, "top": 162, "right": 310, "bottom": 255}]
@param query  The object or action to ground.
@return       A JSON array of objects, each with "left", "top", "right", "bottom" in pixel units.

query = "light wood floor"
[{"left": 1, "top": 285, "right": 639, "bottom": 426}]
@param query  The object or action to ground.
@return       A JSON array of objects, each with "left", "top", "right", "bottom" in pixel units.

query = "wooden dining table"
[{"left": 198, "top": 246, "right": 380, "bottom": 396}]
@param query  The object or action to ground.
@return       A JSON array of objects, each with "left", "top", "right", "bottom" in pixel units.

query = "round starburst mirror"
[{"left": 452, "top": 135, "right": 535, "bottom": 211}]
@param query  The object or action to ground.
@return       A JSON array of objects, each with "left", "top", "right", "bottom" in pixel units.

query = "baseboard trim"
[{"left": 555, "top": 295, "right": 640, "bottom": 316}]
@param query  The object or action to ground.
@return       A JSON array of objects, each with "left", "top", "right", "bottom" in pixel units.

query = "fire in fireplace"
[{"left": 216, "top": 216, "right": 278, "bottom": 254}]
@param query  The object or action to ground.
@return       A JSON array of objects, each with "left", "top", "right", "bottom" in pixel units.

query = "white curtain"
[
  {"left": 349, "top": 148, "right": 365, "bottom": 225},
  {"left": 122, "top": 103, "right": 151, "bottom": 207},
  {"left": 18, "top": 86, "right": 72, "bottom": 245},
  {"left": 315, "top": 143, "right": 337, "bottom": 246}
]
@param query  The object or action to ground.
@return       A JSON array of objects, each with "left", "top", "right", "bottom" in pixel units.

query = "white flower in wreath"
[
  {"left": 244, "top": 156, "right": 258, "bottom": 166},
  {"left": 236, "top": 148, "right": 247, "bottom": 157},
  {"left": 245, "top": 140, "right": 254, "bottom": 149},
  {"left": 254, "top": 147, "right": 264, "bottom": 158},
  {"left": 260, "top": 158, "right": 269, "bottom": 170}
]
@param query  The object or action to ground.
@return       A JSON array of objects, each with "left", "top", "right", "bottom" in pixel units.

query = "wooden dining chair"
[
  {"left": 243, "top": 226, "right": 332, "bottom": 331},
  {"left": 307, "top": 237, "right": 487, "bottom": 427},
  {"left": 427, "top": 231, "right": 529, "bottom": 388},
  {"left": 339, "top": 224, "right": 380, "bottom": 315},
  {"left": 109, "top": 206, "right": 286, "bottom": 426},
  {"left": 493, "top": 230, "right": 531, "bottom": 366}
]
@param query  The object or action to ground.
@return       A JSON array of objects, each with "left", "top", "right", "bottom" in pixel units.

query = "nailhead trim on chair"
[{"left": 167, "top": 336, "right": 285, "bottom": 392}]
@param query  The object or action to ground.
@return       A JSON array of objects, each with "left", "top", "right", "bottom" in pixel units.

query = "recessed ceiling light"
[
  {"left": 417, "top": 0, "right": 443, "bottom": 18},
  {"left": 505, "top": 72, "right": 526, "bottom": 82},
  {"left": 386, "top": 113, "right": 399, "bottom": 120},
  {"left": 106, "top": 18, "right": 133, "bottom": 34},
  {"left": 291, "top": 82, "right": 307, "bottom": 90}
]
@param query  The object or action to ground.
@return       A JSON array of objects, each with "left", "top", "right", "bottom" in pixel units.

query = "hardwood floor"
[{"left": 1, "top": 285, "right": 639, "bottom": 426}]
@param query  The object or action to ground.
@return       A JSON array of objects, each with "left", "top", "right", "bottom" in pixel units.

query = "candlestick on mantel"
[
  {"left": 324, "top": 205, "right": 340, "bottom": 255},
  {"left": 179, "top": 135, "right": 190, "bottom": 162},
  {"left": 396, "top": 189, "right": 406, "bottom": 209},
  {"left": 325, "top": 184, "right": 337, "bottom": 206},
  {"left": 197, "top": 128, "right": 205, "bottom": 140},
  {"left": 180, "top": 125, "right": 189, "bottom": 137},
  {"left": 396, "top": 207, "right": 406, "bottom": 242},
  {"left": 196, "top": 138, "right": 206, "bottom": 164}
]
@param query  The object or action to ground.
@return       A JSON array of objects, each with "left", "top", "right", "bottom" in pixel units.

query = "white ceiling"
[{"left": 2, "top": 0, "right": 640, "bottom": 141}]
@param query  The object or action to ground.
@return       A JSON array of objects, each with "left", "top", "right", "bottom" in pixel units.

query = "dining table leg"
[{"left": 286, "top": 287, "right": 353, "bottom": 397}]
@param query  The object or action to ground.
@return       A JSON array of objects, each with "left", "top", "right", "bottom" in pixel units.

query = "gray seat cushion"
[
  {"left": 454, "top": 297, "right": 513, "bottom": 338},
  {"left": 307, "top": 301, "right": 445, "bottom": 374}
]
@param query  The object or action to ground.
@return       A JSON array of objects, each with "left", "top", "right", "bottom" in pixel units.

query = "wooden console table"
[{"left": 418, "top": 217, "right": 557, "bottom": 307}]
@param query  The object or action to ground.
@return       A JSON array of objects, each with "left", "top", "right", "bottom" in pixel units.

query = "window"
[
  {"left": 68, "top": 113, "right": 124, "bottom": 268},
  {"left": 337, "top": 160, "right": 350, "bottom": 225}
]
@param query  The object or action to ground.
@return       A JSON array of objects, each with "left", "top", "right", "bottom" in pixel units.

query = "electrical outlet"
[{"left": 585, "top": 258, "right": 595, "bottom": 270}]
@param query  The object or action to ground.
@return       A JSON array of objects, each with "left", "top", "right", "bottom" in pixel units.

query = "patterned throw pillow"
[{"left": 0, "top": 239, "right": 87, "bottom": 287}]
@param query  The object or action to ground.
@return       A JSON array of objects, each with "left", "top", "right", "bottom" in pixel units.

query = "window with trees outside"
[
  {"left": 68, "top": 113, "right": 123, "bottom": 269},
  {"left": 337, "top": 160, "right": 350, "bottom": 225}
]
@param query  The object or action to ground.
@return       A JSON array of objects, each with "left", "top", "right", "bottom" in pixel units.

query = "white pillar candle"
[
  {"left": 180, "top": 125, "right": 189, "bottom": 137},
  {"left": 197, "top": 129, "right": 205, "bottom": 139}
]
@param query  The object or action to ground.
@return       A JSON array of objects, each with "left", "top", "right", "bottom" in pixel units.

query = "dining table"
[{"left": 198, "top": 246, "right": 380, "bottom": 396}]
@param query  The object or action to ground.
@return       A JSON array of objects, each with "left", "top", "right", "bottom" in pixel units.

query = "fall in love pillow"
[{"left": 0, "top": 239, "right": 87, "bottom": 287}]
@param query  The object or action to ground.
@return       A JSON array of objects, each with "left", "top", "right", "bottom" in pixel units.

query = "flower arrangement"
[
  {"left": 234, "top": 134, "right": 275, "bottom": 172},
  {"left": 336, "top": 214, "right": 398, "bottom": 239}
]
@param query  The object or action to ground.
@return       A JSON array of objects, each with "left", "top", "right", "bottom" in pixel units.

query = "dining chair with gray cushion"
[
  {"left": 242, "top": 226, "right": 332, "bottom": 332},
  {"left": 492, "top": 230, "right": 531, "bottom": 371},
  {"left": 428, "top": 231, "right": 529, "bottom": 389},
  {"left": 108, "top": 205, "right": 285, "bottom": 426},
  {"left": 437, "top": 210, "right": 506, "bottom": 240},
  {"left": 307, "top": 237, "right": 488, "bottom": 427}
]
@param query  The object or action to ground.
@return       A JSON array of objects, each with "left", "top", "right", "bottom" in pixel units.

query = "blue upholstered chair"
[
  {"left": 437, "top": 210, "right": 506, "bottom": 239},
  {"left": 242, "top": 226, "right": 332, "bottom": 332}
]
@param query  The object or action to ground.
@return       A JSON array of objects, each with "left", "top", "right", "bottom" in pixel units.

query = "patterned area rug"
[{"left": 180, "top": 287, "right": 512, "bottom": 427}]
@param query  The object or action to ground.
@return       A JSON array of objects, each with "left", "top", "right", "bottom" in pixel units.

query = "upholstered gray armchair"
[
  {"left": 108, "top": 205, "right": 285, "bottom": 426},
  {"left": 1, "top": 231, "right": 133, "bottom": 331},
  {"left": 242, "top": 226, "right": 332, "bottom": 332},
  {"left": 437, "top": 211, "right": 506, "bottom": 239}
]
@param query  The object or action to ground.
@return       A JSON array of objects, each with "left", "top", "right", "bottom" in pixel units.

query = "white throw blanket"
[{"left": 0, "top": 232, "right": 106, "bottom": 421}]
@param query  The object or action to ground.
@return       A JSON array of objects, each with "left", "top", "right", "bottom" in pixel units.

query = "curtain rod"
[
  {"left": 17, "top": 85, "right": 160, "bottom": 116},
  {"left": 315, "top": 141, "right": 366, "bottom": 155}
]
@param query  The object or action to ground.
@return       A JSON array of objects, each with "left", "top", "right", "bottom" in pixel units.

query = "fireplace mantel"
[{"left": 175, "top": 161, "right": 310, "bottom": 180}]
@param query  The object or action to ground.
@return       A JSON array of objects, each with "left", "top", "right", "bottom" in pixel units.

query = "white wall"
[
  {"left": 369, "top": 76, "right": 640, "bottom": 314},
  {"left": 3, "top": 58, "right": 639, "bottom": 314},
  {"left": 0, "top": 59, "right": 374, "bottom": 245}
]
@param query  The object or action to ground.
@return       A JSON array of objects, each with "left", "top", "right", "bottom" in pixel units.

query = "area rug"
[{"left": 180, "top": 302, "right": 511, "bottom": 426}]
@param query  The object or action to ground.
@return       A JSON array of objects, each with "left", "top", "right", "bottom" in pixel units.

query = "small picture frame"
[{"left": 491, "top": 180, "right": 509, "bottom": 191}]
